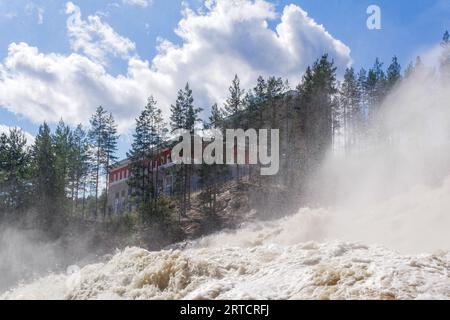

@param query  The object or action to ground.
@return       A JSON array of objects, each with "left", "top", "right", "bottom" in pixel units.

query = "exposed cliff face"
[{"left": 179, "top": 179, "right": 294, "bottom": 240}]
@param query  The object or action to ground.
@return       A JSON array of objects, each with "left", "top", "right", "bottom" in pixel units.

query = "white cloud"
[
  {"left": 0, "top": 124, "right": 35, "bottom": 146},
  {"left": 0, "top": 0, "right": 351, "bottom": 134},
  {"left": 65, "top": 2, "right": 136, "bottom": 65},
  {"left": 149, "top": 0, "right": 351, "bottom": 107},
  {"left": 122, "top": 0, "right": 152, "bottom": 8},
  {"left": 0, "top": 42, "right": 149, "bottom": 133}
]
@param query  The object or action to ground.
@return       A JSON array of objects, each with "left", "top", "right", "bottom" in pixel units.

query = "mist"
[
  {"left": 304, "top": 47, "right": 450, "bottom": 254},
  {"left": 0, "top": 224, "right": 102, "bottom": 292}
]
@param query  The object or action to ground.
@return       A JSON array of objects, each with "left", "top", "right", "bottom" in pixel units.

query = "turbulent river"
[{"left": 3, "top": 179, "right": 450, "bottom": 300}]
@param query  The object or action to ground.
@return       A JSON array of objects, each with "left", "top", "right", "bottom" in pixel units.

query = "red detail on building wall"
[
  {"left": 109, "top": 166, "right": 129, "bottom": 183},
  {"left": 109, "top": 148, "right": 173, "bottom": 184}
]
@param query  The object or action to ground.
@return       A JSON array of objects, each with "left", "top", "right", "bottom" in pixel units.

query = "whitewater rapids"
[
  {"left": 2, "top": 204, "right": 450, "bottom": 300},
  {"left": 4, "top": 176, "right": 450, "bottom": 300},
  {"left": 2, "top": 241, "right": 449, "bottom": 300}
]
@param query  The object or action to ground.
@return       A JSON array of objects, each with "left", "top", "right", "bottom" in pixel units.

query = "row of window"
[
  {"left": 110, "top": 155, "right": 173, "bottom": 184},
  {"left": 110, "top": 168, "right": 130, "bottom": 183}
]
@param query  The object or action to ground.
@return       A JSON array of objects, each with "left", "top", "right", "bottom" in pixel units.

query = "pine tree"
[
  {"left": 169, "top": 83, "right": 202, "bottom": 218},
  {"left": 0, "top": 128, "right": 32, "bottom": 221},
  {"left": 365, "top": 59, "right": 385, "bottom": 106},
  {"left": 185, "top": 84, "right": 202, "bottom": 210},
  {"left": 386, "top": 56, "right": 402, "bottom": 91},
  {"left": 364, "top": 58, "right": 387, "bottom": 141},
  {"left": 170, "top": 89, "right": 188, "bottom": 219},
  {"left": 224, "top": 75, "right": 244, "bottom": 128},
  {"left": 33, "top": 123, "right": 63, "bottom": 236},
  {"left": 266, "top": 76, "right": 288, "bottom": 173},
  {"left": 405, "top": 56, "right": 424, "bottom": 78},
  {"left": 404, "top": 62, "right": 415, "bottom": 79},
  {"left": 198, "top": 108, "right": 228, "bottom": 220},
  {"left": 88, "top": 106, "right": 108, "bottom": 218},
  {"left": 339, "top": 67, "right": 360, "bottom": 151},
  {"left": 253, "top": 76, "right": 268, "bottom": 129},
  {"left": 170, "top": 83, "right": 202, "bottom": 132},
  {"left": 53, "top": 120, "right": 73, "bottom": 202},
  {"left": 183, "top": 83, "right": 202, "bottom": 133},
  {"left": 441, "top": 31, "right": 450, "bottom": 78},
  {"left": 103, "top": 112, "right": 119, "bottom": 218},
  {"left": 69, "top": 124, "right": 90, "bottom": 216},
  {"left": 208, "top": 103, "right": 224, "bottom": 129},
  {"left": 266, "top": 76, "right": 287, "bottom": 124},
  {"left": 224, "top": 75, "right": 245, "bottom": 181},
  {"left": 372, "top": 58, "right": 387, "bottom": 106},
  {"left": 356, "top": 68, "right": 369, "bottom": 137},
  {"left": 128, "top": 96, "right": 165, "bottom": 215},
  {"left": 170, "top": 89, "right": 186, "bottom": 131},
  {"left": 297, "top": 54, "right": 337, "bottom": 171}
]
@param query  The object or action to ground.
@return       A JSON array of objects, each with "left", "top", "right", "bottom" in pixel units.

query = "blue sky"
[{"left": 0, "top": 0, "right": 449, "bottom": 158}]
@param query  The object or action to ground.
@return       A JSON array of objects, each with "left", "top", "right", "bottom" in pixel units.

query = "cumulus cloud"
[
  {"left": 0, "top": 124, "right": 35, "bottom": 146},
  {"left": 66, "top": 2, "right": 136, "bottom": 64},
  {"left": 0, "top": 0, "right": 351, "bottom": 134},
  {"left": 0, "top": 42, "right": 150, "bottom": 133},
  {"left": 152, "top": 0, "right": 351, "bottom": 106},
  {"left": 122, "top": 0, "right": 152, "bottom": 7}
]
